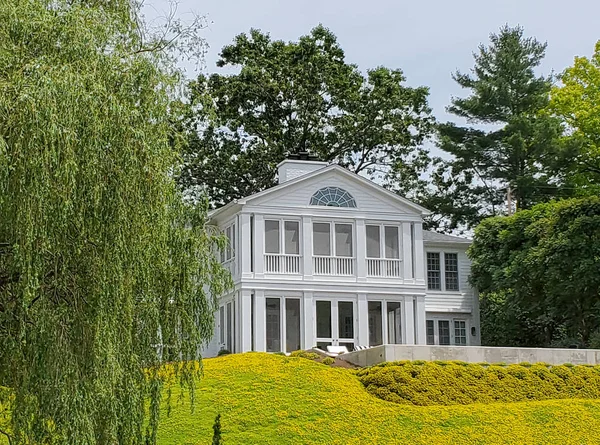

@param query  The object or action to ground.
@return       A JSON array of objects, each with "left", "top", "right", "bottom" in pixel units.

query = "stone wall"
[{"left": 342, "top": 345, "right": 600, "bottom": 367}]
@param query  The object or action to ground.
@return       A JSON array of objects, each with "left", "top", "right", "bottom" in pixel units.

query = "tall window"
[
  {"left": 426, "top": 320, "right": 435, "bottom": 345},
  {"left": 265, "top": 219, "right": 300, "bottom": 255},
  {"left": 221, "top": 223, "right": 236, "bottom": 262},
  {"left": 313, "top": 222, "right": 353, "bottom": 257},
  {"left": 427, "top": 252, "right": 441, "bottom": 290},
  {"left": 310, "top": 187, "right": 356, "bottom": 207},
  {"left": 445, "top": 253, "right": 459, "bottom": 291},
  {"left": 438, "top": 320, "right": 450, "bottom": 345},
  {"left": 427, "top": 251, "right": 460, "bottom": 292},
  {"left": 366, "top": 225, "right": 400, "bottom": 259},
  {"left": 454, "top": 320, "right": 467, "bottom": 345}
]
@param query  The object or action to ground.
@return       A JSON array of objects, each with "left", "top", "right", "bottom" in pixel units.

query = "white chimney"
[{"left": 277, "top": 155, "right": 328, "bottom": 184}]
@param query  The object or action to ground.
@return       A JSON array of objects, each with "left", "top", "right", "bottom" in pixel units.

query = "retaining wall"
[{"left": 342, "top": 345, "right": 600, "bottom": 367}]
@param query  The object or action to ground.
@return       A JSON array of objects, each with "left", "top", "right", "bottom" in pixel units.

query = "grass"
[{"left": 156, "top": 353, "right": 600, "bottom": 444}]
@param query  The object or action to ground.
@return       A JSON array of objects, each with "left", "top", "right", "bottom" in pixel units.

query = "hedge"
[{"left": 357, "top": 360, "right": 600, "bottom": 406}]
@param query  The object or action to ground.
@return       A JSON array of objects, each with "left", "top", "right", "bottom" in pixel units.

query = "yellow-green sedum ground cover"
[{"left": 155, "top": 353, "right": 600, "bottom": 444}]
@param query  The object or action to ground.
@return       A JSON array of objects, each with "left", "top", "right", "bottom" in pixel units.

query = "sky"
[{"left": 145, "top": 0, "right": 600, "bottom": 123}]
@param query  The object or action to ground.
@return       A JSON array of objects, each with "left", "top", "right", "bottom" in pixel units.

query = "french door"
[{"left": 315, "top": 299, "right": 356, "bottom": 351}]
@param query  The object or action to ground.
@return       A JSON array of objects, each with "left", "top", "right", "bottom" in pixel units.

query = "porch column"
[
  {"left": 240, "top": 290, "right": 252, "bottom": 352},
  {"left": 253, "top": 215, "right": 264, "bottom": 278},
  {"left": 240, "top": 213, "right": 252, "bottom": 278},
  {"left": 402, "top": 222, "right": 414, "bottom": 281},
  {"left": 253, "top": 290, "right": 266, "bottom": 351},
  {"left": 414, "top": 223, "right": 425, "bottom": 285},
  {"left": 302, "top": 216, "right": 313, "bottom": 278},
  {"left": 415, "top": 295, "right": 426, "bottom": 345},
  {"left": 357, "top": 293, "right": 369, "bottom": 347},
  {"left": 355, "top": 220, "right": 367, "bottom": 282},
  {"left": 403, "top": 297, "right": 415, "bottom": 344},
  {"left": 303, "top": 291, "right": 314, "bottom": 349}
]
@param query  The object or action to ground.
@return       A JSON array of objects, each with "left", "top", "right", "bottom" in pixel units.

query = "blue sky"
[{"left": 147, "top": 0, "right": 600, "bottom": 123}]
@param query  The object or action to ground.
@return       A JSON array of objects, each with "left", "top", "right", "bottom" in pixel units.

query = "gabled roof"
[
  {"left": 209, "top": 164, "right": 431, "bottom": 220},
  {"left": 423, "top": 230, "right": 472, "bottom": 244}
]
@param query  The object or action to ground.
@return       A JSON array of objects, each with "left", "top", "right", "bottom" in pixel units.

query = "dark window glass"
[{"left": 427, "top": 252, "right": 441, "bottom": 290}]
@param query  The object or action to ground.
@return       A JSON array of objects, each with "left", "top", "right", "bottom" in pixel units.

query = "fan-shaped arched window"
[{"left": 310, "top": 187, "right": 356, "bottom": 208}]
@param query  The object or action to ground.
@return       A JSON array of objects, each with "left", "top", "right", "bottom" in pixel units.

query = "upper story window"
[
  {"left": 313, "top": 222, "right": 353, "bottom": 257},
  {"left": 366, "top": 225, "right": 400, "bottom": 259},
  {"left": 221, "top": 222, "right": 236, "bottom": 263},
  {"left": 426, "top": 251, "right": 460, "bottom": 291},
  {"left": 265, "top": 219, "right": 300, "bottom": 255},
  {"left": 310, "top": 187, "right": 356, "bottom": 208}
]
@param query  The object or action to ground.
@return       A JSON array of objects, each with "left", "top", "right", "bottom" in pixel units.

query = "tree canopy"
[
  {"left": 422, "top": 26, "right": 565, "bottom": 232},
  {"left": 469, "top": 197, "right": 600, "bottom": 348},
  {"left": 0, "top": 1, "right": 229, "bottom": 443},
  {"left": 178, "top": 26, "right": 434, "bottom": 207}
]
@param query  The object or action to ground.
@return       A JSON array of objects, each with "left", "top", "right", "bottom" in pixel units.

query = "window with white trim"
[
  {"left": 264, "top": 219, "right": 300, "bottom": 255},
  {"left": 426, "top": 320, "right": 435, "bottom": 345},
  {"left": 221, "top": 222, "right": 236, "bottom": 263},
  {"left": 426, "top": 251, "right": 460, "bottom": 292},
  {"left": 313, "top": 222, "right": 353, "bottom": 257},
  {"left": 438, "top": 320, "right": 450, "bottom": 345},
  {"left": 454, "top": 320, "right": 467, "bottom": 345},
  {"left": 426, "top": 317, "right": 468, "bottom": 346},
  {"left": 366, "top": 224, "right": 401, "bottom": 259}
]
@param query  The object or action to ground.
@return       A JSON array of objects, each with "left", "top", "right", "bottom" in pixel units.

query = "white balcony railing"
[
  {"left": 366, "top": 258, "right": 402, "bottom": 278},
  {"left": 264, "top": 254, "right": 301, "bottom": 274},
  {"left": 313, "top": 256, "right": 355, "bottom": 276}
]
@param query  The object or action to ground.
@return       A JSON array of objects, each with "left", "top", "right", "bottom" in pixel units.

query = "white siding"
[{"left": 424, "top": 248, "right": 474, "bottom": 313}]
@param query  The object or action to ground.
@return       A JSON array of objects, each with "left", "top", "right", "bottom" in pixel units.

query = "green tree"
[
  {"left": 178, "top": 26, "right": 434, "bottom": 207},
  {"left": 0, "top": 1, "right": 229, "bottom": 443},
  {"left": 422, "top": 25, "right": 565, "bottom": 232},
  {"left": 469, "top": 198, "right": 600, "bottom": 347},
  {"left": 547, "top": 41, "right": 600, "bottom": 194}
]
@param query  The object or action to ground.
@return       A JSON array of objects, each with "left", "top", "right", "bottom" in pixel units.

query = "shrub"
[
  {"left": 322, "top": 357, "right": 335, "bottom": 366},
  {"left": 357, "top": 360, "right": 600, "bottom": 406},
  {"left": 212, "top": 413, "right": 222, "bottom": 445},
  {"left": 290, "top": 350, "right": 321, "bottom": 361},
  {"left": 217, "top": 349, "right": 231, "bottom": 357}
]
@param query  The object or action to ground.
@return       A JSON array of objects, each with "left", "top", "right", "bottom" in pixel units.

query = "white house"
[{"left": 202, "top": 155, "right": 480, "bottom": 357}]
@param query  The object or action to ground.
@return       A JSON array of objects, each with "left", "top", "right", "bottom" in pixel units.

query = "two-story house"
[{"left": 202, "top": 155, "right": 480, "bottom": 357}]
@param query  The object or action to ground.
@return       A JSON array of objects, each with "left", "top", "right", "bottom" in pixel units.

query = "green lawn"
[{"left": 156, "top": 353, "right": 600, "bottom": 444}]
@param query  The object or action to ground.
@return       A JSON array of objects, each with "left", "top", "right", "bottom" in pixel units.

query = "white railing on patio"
[
  {"left": 367, "top": 258, "right": 402, "bottom": 278},
  {"left": 264, "top": 254, "right": 301, "bottom": 274},
  {"left": 313, "top": 256, "right": 355, "bottom": 276}
]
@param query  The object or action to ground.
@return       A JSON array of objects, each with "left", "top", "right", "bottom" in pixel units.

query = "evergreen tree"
[{"left": 422, "top": 25, "right": 565, "bottom": 231}]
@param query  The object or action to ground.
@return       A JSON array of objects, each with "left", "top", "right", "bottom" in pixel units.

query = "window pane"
[
  {"left": 266, "top": 298, "right": 281, "bottom": 352},
  {"left": 445, "top": 253, "right": 459, "bottom": 291},
  {"left": 454, "top": 320, "right": 466, "bottom": 345},
  {"left": 426, "top": 320, "right": 435, "bottom": 345},
  {"left": 265, "top": 220, "right": 280, "bottom": 254},
  {"left": 219, "top": 306, "right": 225, "bottom": 344},
  {"left": 366, "top": 225, "right": 380, "bottom": 258},
  {"left": 427, "top": 252, "right": 441, "bottom": 290},
  {"left": 338, "top": 302, "right": 354, "bottom": 340},
  {"left": 368, "top": 301, "right": 383, "bottom": 346},
  {"left": 387, "top": 302, "right": 402, "bottom": 344},
  {"left": 231, "top": 224, "right": 236, "bottom": 258},
  {"left": 335, "top": 224, "right": 353, "bottom": 257},
  {"left": 384, "top": 226, "right": 399, "bottom": 259},
  {"left": 438, "top": 320, "right": 450, "bottom": 345},
  {"left": 284, "top": 221, "right": 300, "bottom": 255},
  {"left": 285, "top": 299, "right": 301, "bottom": 352},
  {"left": 313, "top": 223, "right": 331, "bottom": 256},
  {"left": 225, "top": 226, "right": 232, "bottom": 260},
  {"left": 226, "top": 303, "right": 233, "bottom": 351},
  {"left": 316, "top": 301, "right": 332, "bottom": 338}
]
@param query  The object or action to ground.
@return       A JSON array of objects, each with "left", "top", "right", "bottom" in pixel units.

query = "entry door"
[{"left": 315, "top": 300, "right": 356, "bottom": 351}]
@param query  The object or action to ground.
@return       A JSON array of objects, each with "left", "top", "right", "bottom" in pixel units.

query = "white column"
[
  {"left": 240, "top": 213, "right": 252, "bottom": 278},
  {"left": 382, "top": 301, "right": 388, "bottom": 345},
  {"left": 357, "top": 293, "right": 369, "bottom": 347},
  {"left": 240, "top": 290, "right": 252, "bottom": 352},
  {"left": 415, "top": 295, "right": 426, "bottom": 345},
  {"left": 302, "top": 216, "right": 313, "bottom": 279},
  {"left": 355, "top": 220, "right": 367, "bottom": 282},
  {"left": 402, "top": 222, "right": 413, "bottom": 281},
  {"left": 414, "top": 222, "right": 425, "bottom": 285},
  {"left": 403, "top": 297, "right": 415, "bottom": 344},
  {"left": 253, "top": 290, "right": 266, "bottom": 351},
  {"left": 254, "top": 215, "right": 264, "bottom": 278},
  {"left": 303, "top": 291, "right": 314, "bottom": 348}
]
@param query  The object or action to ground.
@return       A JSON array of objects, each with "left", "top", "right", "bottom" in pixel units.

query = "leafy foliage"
[
  {"left": 547, "top": 41, "right": 600, "bottom": 194},
  {"left": 422, "top": 26, "right": 565, "bottom": 232},
  {"left": 0, "top": 1, "right": 229, "bottom": 443},
  {"left": 469, "top": 197, "right": 600, "bottom": 347},
  {"left": 178, "top": 26, "right": 434, "bottom": 207},
  {"left": 358, "top": 360, "right": 600, "bottom": 406}
]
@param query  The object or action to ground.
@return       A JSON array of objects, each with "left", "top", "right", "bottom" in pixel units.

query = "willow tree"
[{"left": 0, "top": 1, "right": 229, "bottom": 444}]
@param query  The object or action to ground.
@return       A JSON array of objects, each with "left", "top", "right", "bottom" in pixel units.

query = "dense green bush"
[
  {"left": 290, "top": 350, "right": 321, "bottom": 361},
  {"left": 322, "top": 357, "right": 335, "bottom": 366},
  {"left": 357, "top": 361, "right": 600, "bottom": 406}
]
